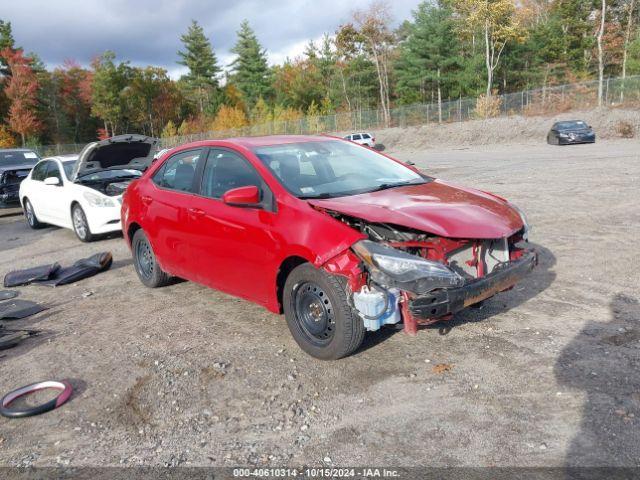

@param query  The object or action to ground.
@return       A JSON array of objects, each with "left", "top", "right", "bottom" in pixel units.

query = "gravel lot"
[{"left": 0, "top": 139, "right": 638, "bottom": 468}]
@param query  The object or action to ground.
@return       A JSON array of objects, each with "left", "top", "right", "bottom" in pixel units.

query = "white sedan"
[{"left": 19, "top": 134, "right": 158, "bottom": 242}]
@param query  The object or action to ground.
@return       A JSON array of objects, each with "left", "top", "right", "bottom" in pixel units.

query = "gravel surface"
[{"left": 0, "top": 139, "right": 638, "bottom": 467}]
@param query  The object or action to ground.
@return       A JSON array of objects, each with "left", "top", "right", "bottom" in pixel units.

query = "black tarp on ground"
[
  {"left": 0, "top": 327, "right": 39, "bottom": 350},
  {"left": 0, "top": 300, "right": 46, "bottom": 320},
  {"left": 3, "top": 264, "right": 60, "bottom": 287},
  {"left": 3, "top": 252, "right": 113, "bottom": 288},
  {"left": 0, "top": 290, "right": 18, "bottom": 301}
]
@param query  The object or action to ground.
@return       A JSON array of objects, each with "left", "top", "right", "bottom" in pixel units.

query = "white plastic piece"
[{"left": 353, "top": 286, "right": 401, "bottom": 331}]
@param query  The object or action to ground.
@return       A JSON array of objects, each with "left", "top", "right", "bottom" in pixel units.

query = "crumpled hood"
[
  {"left": 71, "top": 134, "right": 158, "bottom": 181},
  {"left": 308, "top": 179, "right": 524, "bottom": 239}
]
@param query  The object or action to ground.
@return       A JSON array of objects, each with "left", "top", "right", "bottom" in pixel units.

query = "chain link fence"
[{"left": 31, "top": 75, "right": 640, "bottom": 156}]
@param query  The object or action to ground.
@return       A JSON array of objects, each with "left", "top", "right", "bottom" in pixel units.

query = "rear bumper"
[{"left": 409, "top": 251, "right": 537, "bottom": 319}]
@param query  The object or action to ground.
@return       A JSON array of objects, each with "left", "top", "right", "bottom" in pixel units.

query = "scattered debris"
[
  {"left": 0, "top": 299, "right": 46, "bottom": 320},
  {"left": 0, "top": 380, "right": 73, "bottom": 418},
  {"left": 3, "top": 253, "right": 113, "bottom": 288},
  {"left": 432, "top": 363, "right": 453, "bottom": 374}
]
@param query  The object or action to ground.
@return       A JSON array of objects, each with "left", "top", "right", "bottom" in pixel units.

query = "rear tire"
[
  {"left": 72, "top": 204, "right": 95, "bottom": 242},
  {"left": 132, "top": 229, "right": 171, "bottom": 288},
  {"left": 23, "top": 198, "right": 45, "bottom": 229},
  {"left": 283, "top": 263, "right": 364, "bottom": 360}
]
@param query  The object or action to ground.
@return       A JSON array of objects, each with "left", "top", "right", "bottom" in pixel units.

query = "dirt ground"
[{"left": 0, "top": 138, "right": 639, "bottom": 468}]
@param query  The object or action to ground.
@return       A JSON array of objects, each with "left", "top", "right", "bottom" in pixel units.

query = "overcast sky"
[{"left": 3, "top": 0, "right": 421, "bottom": 78}]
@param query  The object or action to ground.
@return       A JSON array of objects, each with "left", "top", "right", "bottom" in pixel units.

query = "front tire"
[
  {"left": 72, "top": 204, "right": 95, "bottom": 242},
  {"left": 283, "top": 263, "right": 364, "bottom": 360},
  {"left": 132, "top": 229, "right": 171, "bottom": 288},
  {"left": 23, "top": 198, "right": 45, "bottom": 229}
]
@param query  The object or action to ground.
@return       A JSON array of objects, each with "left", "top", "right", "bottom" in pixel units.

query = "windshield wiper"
[
  {"left": 299, "top": 192, "right": 336, "bottom": 199},
  {"left": 367, "top": 180, "right": 424, "bottom": 193}
]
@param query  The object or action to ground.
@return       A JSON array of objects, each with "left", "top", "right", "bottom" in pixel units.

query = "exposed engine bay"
[
  {"left": 319, "top": 208, "right": 535, "bottom": 333},
  {"left": 76, "top": 176, "right": 138, "bottom": 197}
]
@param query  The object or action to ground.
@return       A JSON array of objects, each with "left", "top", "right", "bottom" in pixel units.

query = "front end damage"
[
  {"left": 0, "top": 168, "right": 31, "bottom": 203},
  {"left": 320, "top": 212, "right": 537, "bottom": 335}
]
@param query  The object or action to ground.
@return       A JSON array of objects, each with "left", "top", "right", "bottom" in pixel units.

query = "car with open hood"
[
  {"left": 19, "top": 134, "right": 158, "bottom": 241},
  {"left": 0, "top": 148, "right": 40, "bottom": 205},
  {"left": 122, "top": 135, "right": 536, "bottom": 359},
  {"left": 547, "top": 120, "right": 595, "bottom": 145}
]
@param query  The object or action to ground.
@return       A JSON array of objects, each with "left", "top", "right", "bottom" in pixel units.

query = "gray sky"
[{"left": 3, "top": 0, "right": 421, "bottom": 78}]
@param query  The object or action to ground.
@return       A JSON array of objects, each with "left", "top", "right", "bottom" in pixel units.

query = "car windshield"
[
  {"left": 254, "top": 140, "right": 427, "bottom": 199},
  {"left": 556, "top": 121, "right": 588, "bottom": 130},
  {"left": 0, "top": 150, "right": 39, "bottom": 166},
  {"left": 77, "top": 168, "right": 142, "bottom": 182}
]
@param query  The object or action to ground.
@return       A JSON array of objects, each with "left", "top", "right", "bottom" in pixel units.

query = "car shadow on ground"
[
  {"left": 556, "top": 293, "right": 640, "bottom": 469},
  {"left": 358, "top": 242, "right": 556, "bottom": 350}
]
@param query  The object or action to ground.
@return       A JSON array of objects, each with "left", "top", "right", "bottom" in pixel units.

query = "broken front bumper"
[
  {"left": 0, "top": 185, "right": 21, "bottom": 204},
  {"left": 409, "top": 251, "right": 537, "bottom": 319}
]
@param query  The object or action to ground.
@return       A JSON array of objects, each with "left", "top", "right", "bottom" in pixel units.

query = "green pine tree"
[
  {"left": 229, "top": 20, "right": 272, "bottom": 108},
  {"left": 177, "top": 20, "right": 221, "bottom": 113},
  {"left": 395, "top": 1, "right": 463, "bottom": 109},
  {"left": 0, "top": 19, "right": 16, "bottom": 76}
]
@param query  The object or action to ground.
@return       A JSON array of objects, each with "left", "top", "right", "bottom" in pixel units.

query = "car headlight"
[
  {"left": 83, "top": 191, "right": 115, "bottom": 208},
  {"left": 352, "top": 240, "right": 464, "bottom": 293},
  {"left": 509, "top": 203, "right": 530, "bottom": 240}
]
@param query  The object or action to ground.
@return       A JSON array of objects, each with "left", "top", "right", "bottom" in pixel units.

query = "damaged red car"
[{"left": 122, "top": 136, "right": 536, "bottom": 360}]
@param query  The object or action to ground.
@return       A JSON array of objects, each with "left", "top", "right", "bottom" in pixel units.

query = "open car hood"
[
  {"left": 71, "top": 134, "right": 158, "bottom": 182},
  {"left": 308, "top": 179, "right": 524, "bottom": 239}
]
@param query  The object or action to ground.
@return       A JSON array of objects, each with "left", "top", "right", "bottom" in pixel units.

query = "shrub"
[
  {"left": 615, "top": 121, "right": 635, "bottom": 138},
  {"left": 474, "top": 94, "right": 502, "bottom": 119}
]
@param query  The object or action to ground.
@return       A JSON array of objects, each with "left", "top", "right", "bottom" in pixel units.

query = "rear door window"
[
  {"left": 352, "top": 134, "right": 362, "bottom": 140},
  {"left": 153, "top": 149, "right": 203, "bottom": 193}
]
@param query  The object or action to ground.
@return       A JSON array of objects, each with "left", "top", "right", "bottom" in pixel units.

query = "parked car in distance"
[
  {"left": 344, "top": 132, "right": 375, "bottom": 148},
  {"left": 547, "top": 120, "right": 595, "bottom": 145},
  {"left": 123, "top": 135, "right": 535, "bottom": 360},
  {"left": 19, "top": 134, "right": 157, "bottom": 241},
  {"left": 0, "top": 148, "right": 40, "bottom": 205}
]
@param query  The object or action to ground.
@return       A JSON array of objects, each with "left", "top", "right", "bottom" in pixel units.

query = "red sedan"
[{"left": 122, "top": 135, "right": 536, "bottom": 359}]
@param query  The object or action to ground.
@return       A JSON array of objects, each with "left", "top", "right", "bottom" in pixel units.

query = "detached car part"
[
  {"left": 0, "top": 380, "right": 73, "bottom": 418},
  {"left": 0, "top": 290, "right": 19, "bottom": 301},
  {"left": 0, "top": 300, "right": 46, "bottom": 320},
  {"left": 0, "top": 328, "right": 39, "bottom": 350},
  {"left": 3, "top": 252, "right": 112, "bottom": 288}
]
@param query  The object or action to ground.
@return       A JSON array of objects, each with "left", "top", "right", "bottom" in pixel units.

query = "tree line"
[{"left": 0, "top": 0, "right": 638, "bottom": 147}]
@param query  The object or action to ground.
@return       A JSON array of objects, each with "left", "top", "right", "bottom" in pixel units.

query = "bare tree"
[
  {"left": 352, "top": 1, "right": 395, "bottom": 127},
  {"left": 621, "top": 0, "right": 636, "bottom": 102},
  {"left": 596, "top": 0, "right": 606, "bottom": 107}
]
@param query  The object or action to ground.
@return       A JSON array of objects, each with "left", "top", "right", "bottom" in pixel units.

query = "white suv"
[{"left": 344, "top": 132, "right": 375, "bottom": 148}]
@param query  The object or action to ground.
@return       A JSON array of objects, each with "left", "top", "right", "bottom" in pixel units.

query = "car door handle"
[
  {"left": 188, "top": 207, "right": 205, "bottom": 218},
  {"left": 141, "top": 195, "right": 152, "bottom": 206}
]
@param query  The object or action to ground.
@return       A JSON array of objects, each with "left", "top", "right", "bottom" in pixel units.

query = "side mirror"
[
  {"left": 222, "top": 185, "right": 260, "bottom": 207},
  {"left": 44, "top": 177, "right": 61, "bottom": 186}
]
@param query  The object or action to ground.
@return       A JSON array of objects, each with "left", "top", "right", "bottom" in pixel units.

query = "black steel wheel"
[
  {"left": 132, "top": 229, "right": 170, "bottom": 288},
  {"left": 283, "top": 263, "right": 364, "bottom": 360},
  {"left": 293, "top": 281, "right": 336, "bottom": 346}
]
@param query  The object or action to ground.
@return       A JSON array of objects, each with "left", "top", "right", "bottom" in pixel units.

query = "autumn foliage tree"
[{"left": 1, "top": 48, "right": 41, "bottom": 145}]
